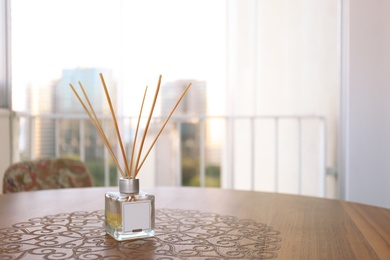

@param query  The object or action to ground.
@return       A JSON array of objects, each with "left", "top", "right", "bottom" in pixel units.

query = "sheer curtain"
[{"left": 224, "top": 0, "right": 339, "bottom": 197}]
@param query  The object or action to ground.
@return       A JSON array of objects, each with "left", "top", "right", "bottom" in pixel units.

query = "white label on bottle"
[{"left": 122, "top": 200, "right": 151, "bottom": 232}]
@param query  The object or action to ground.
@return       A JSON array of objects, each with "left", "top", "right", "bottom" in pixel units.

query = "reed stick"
[
  {"left": 77, "top": 81, "right": 126, "bottom": 178},
  {"left": 129, "top": 86, "right": 148, "bottom": 178},
  {"left": 70, "top": 73, "right": 192, "bottom": 181},
  {"left": 134, "top": 75, "right": 162, "bottom": 175},
  {"left": 99, "top": 73, "right": 131, "bottom": 178},
  {"left": 69, "top": 83, "right": 126, "bottom": 178},
  {"left": 135, "top": 82, "right": 192, "bottom": 176}
]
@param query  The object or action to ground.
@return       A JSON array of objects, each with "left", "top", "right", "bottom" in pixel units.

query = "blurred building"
[
  {"left": 30, "top": 68, "right": 117, "bottom": 161},
  {"left": 155, "top": 79, "right": 207, "bottom": 186}
]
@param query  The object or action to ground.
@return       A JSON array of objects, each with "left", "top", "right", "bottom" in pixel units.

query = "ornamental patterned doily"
[{"left": 0, "top": 209, "right": 282, "bottom": 260}]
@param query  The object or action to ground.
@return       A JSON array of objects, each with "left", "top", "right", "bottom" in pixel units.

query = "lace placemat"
[{"left": 0, "top": 209, "right": 282, "bottom": 259}]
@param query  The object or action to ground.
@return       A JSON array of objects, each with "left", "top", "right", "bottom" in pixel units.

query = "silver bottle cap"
[{"left": 119, "top": 178, "right": 139, "bottom": 194}]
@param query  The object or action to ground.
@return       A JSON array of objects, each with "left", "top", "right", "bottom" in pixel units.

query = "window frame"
[{"left": 0, "top": 0, "right": 11, "bottom": 109}]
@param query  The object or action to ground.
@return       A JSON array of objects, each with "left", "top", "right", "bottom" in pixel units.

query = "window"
[
  {"left": 10, "top": 0, "right": 340, "bottom": 198},
  {"left": 11, "top": 0, "right": 226, "bottom": 187}
]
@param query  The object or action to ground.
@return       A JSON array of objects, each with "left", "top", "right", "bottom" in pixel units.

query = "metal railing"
[{"left": 13, "top": 112, "right": 328, "bottom": 197}]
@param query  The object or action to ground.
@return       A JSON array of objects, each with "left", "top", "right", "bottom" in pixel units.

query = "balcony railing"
[{"left": 13, "top": 112, "right": 329, "bottom": 197}]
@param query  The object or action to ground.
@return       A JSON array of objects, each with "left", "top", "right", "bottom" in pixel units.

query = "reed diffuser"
[{"left": 70, "top": 74, "right": 191, "bottom": 240}]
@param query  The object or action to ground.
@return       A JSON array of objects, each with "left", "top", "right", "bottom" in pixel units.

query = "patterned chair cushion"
[{"left": 2, "top": 158, "right": 94, "bottom": 193}]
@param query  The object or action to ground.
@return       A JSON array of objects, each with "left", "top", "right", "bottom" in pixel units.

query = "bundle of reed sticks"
[{"left": 70, "top": 74, "right": 192, "bottom": 179}]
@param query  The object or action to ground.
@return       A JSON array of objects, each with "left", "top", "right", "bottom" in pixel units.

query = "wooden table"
[{"left": 0, "top": 187, "right": 389, "bottom": 259}]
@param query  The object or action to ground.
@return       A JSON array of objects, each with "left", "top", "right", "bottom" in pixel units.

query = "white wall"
[{"left": 342, "top": 0, "right": 390, "bottom": 208}]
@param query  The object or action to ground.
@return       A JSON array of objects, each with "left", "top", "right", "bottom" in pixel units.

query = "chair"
[{"left": 2, "top": 158, "right": 94, "bottom": 193}]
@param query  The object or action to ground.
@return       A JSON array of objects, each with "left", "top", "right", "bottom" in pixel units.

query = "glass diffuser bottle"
[
  {"left": 69, "top": 73, "right": 191, "bottom": 241},
  {"left": 105, "top": 178, "right": 155, "bottom": 240}
]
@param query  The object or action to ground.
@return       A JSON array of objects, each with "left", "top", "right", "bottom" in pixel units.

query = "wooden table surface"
[{"left": 0, "top": 187, "right": 389, "bottom": 259}]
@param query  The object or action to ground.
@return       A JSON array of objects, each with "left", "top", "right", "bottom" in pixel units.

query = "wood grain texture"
[{"left": 0, "top": 187, "right": 389, "bottom": 259}]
